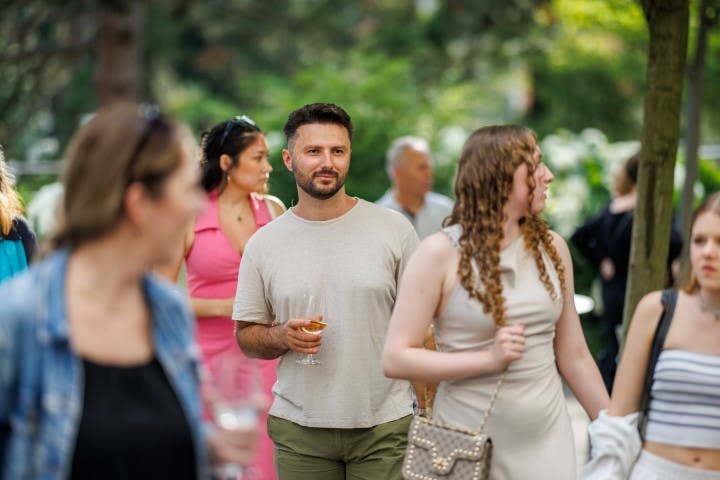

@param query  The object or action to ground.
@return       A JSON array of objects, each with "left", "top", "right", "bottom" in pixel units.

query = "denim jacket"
[{"left": 0, "top": 250, "right": 210, "bottom": 479}]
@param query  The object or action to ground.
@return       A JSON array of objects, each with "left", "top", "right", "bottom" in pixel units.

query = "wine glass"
[
  {"left": 209, "top": 352, "right": 261, "bottom": 479},
  {"left": 296, "top": 293, "right": 327, "bottom": 365}
]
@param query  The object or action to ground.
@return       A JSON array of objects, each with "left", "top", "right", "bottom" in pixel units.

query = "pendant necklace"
[
  {"left": 236, "top": 203, "right": 245, "bottom": 222},
  {"left": 220, "top": 200, "right": 244, "bottom": 222},
  {"left": 218, "top": 188, "right": 243, "bottom": 222},
  {"left": 698, "top": 293, "right": 720, "bottom": 321}
]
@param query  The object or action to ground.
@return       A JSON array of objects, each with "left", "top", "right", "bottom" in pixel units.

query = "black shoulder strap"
[{"left": 639, "top": 288, "right": 678, "bottom": 437}]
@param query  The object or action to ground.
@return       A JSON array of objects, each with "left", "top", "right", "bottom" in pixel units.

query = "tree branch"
[{"left": 0, "top": 42, "right": 92, "bottom": 63}]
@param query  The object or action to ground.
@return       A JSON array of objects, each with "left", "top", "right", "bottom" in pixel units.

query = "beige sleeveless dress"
[{"left": 432, "top": 226, "right": 576, "bottom": 479}]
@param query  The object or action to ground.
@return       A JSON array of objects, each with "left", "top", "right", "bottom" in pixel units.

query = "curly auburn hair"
[{"left": 448, "top": 125, "right": 566, "bottom": 326}]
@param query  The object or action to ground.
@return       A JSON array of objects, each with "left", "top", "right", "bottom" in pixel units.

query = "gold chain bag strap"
[{"left": 402, "top": 227, "right": 506, "bottom": 479}]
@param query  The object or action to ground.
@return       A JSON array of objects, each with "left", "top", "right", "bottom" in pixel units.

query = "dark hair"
[
  {"left": 612, "top": 152, "right": 639, "bottom": 196},
  {"left": 283, "top": 103, "right": 353, "bottom": 148},
  {"left": 625, "top": 153, "right": 639, "bottom": 184},
  {"left": 51, "top": 103, "right": 194, "bottom": 250},
  {"left": 200, "top": 116, "right": 263, "bottom": 192}
]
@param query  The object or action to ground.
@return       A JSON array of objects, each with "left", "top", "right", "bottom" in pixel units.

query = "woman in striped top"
[{"left": 609, "top": 192, "right": 720, "bottom": 479}]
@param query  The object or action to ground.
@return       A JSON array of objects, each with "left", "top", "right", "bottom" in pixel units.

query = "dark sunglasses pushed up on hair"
[
  {"left": 128, "top": 106, "right": 163, "bottom": 163},
  {"left": 219, "top": 115, "right": 258, "bottom": 150},
  {"left": 125, "top": 105, "right": 170, "bottom": 186}
]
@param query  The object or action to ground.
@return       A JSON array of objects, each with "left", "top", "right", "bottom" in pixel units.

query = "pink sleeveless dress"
[{"left": 187, "top": 190, "right": 279, "bottom": 480}]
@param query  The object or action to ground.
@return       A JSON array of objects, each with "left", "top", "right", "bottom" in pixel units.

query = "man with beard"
[{"left": 232, "top": 103, "right": 419, "bottom": 479}]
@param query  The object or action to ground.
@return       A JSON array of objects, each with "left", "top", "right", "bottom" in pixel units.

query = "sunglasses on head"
[
  {"left": 219, "top": 114, "right": 257, "bottom": 150},
  {"left": 125, "top": 105, "right": 168, "bottom": 184}
]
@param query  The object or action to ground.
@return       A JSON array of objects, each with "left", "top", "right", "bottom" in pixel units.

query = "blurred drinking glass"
[{"left": 209, "top": 352, "right": 261, "bottom": 479}]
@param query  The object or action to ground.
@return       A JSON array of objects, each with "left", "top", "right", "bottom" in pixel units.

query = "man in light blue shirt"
[{"left": 376, "top": 136, "right": 454, "bottom": 239}]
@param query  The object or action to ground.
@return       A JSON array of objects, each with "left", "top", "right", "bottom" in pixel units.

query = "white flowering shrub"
[
  {"left": 25, "top": 181, "right": 63, "bottom": 240},
  {"left": 541, "top": 128, "right": 641, "bottom": 238}
]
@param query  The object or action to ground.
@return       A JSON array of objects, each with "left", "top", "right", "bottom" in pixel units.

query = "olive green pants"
[{"left": 267, "top": 414, "right": 412, "bottom": 480}]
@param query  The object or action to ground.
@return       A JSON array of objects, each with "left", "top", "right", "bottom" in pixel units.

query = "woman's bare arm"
[
  {"left": 383, "top": 232, "right": 525, "bottom": 382},
  {"left": 552, "top": 232, "right": 609, "bottom": 420}
]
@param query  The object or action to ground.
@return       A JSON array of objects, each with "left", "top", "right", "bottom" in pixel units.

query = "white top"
[
  {"left": 376, "top": 190, "right": 454, "bottom": 239},
  {"left": 232, "top": 199, "right": 419, "bottom": 428},
  {"left": 645, "top": 349, "right": 720, "bottom": 449}
]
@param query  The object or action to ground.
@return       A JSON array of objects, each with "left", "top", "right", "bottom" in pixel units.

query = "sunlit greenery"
[
  {"left": 4, "top": 0, "right": 718, "bottom": 358},
  {"left": 2, "top": 0, "right": 719, "bottom": 237}
]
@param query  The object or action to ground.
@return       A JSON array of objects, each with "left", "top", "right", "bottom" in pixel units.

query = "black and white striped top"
[{"left": 645, "top": 349, "right": 720, "bottom": 449}]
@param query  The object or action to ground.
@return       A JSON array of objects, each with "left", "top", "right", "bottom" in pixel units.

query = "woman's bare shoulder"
[
  {"left": 419, "top": 230, "right": 459, "bottom": 260},
  {"left": 636, "top": 290, "right": 665, "bottom": 316},
  {"left": 628, "top": 290, "right": 666, "bottom": 338},
  {"left": 548, "top": 229, "right": 569, "bottom": 251}
]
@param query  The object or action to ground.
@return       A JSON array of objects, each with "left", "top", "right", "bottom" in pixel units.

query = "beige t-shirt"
[{"left": 232, "top": 199, "right": 419, "bottom": 428}]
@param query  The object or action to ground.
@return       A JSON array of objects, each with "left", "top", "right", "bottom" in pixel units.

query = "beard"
[{"left": 292, "top": 160, "right": 347, "bottom": 200}]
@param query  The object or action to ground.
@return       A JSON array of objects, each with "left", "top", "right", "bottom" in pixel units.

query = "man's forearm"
[{"left": 234, "top": 322, "right": 289, "bottom": 359}]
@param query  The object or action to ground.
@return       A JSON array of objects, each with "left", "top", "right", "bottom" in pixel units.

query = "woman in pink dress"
[{"left": 161, "top": 115, "right": 284, "bottom": 479}]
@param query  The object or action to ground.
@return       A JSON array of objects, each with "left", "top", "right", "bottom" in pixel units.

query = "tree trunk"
[
  {"left": 94, "top": 1, "right": 144, "bottom": 107},
  {"left": 680, "top": 0, "right": 718, "bottom": 242},
  {"left": 622, "top": 0, "right": 689, "bottom": 340}
]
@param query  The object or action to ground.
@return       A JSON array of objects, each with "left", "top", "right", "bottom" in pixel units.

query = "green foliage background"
[
  {"left": 3, "top": 0, "right": 720, "bottom": 359},
  {"left": 3, "top": 0, "right": 719, "bottom": 237},
  {"left": 5, "top": 1, "right": 717, "bottom": 203},
  {"left": 4, "top": 0, "right": 720, "bottom": 257}
]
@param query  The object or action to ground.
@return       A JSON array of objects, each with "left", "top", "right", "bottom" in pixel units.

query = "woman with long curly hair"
[{"left": 383, "top": 125, "right": 608, "bottom": 479}]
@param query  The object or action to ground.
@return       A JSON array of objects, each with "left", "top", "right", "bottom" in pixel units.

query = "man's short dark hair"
[{"left": 283, "top": 103, "right": 354, "bottom": 147}]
